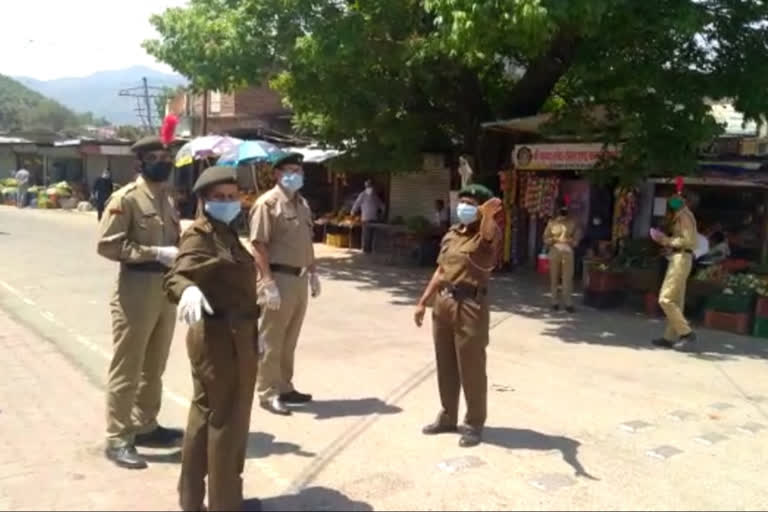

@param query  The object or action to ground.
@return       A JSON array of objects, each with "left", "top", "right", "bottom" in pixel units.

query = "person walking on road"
[
  {"left": 651, "top": 179, "right": 698, "bottom": 351},
  {"left": 414, "top": 184, "right": 502, "bottom": 448},
  {"left": 543, "top": 196, "right": 581, "bottom": 313},
  {"left": 97, "top": 135, "right": 184, "bottom": 469},
  {"left": 351, "top": 179, "right": 385, "bottom": 253},
  {"left": 14, "top": 168, "right": 30, "bottom": 208},
  {"left": 93, "top": 169, "right": 114, "bottom": 221},
  {"left": 165, "top": 166, "right": 259, "bottom": 512},
  {"left": 250, "top": 152, "right": 321, "bottom": 416}
]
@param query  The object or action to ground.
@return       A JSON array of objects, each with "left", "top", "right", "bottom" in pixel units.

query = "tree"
[
  {"left": 144, "top": 0, "right": 768, "bottom": 181},
  {"left": 115, "top": 125, "right": 145, "bottom": 140}
]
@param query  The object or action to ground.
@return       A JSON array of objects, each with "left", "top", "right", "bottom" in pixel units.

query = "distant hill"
[
  {"left": 0, "top": 74, "right": 102, "bottom": 134},
  {"left": 15, "top": 66, "right": 187, "bottom": 126}
]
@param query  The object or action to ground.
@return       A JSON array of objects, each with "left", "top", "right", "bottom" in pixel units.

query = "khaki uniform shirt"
[
  {"left": 249, "top": 185, "right": 315, "bottom": 268},
  {"left": 662, "top": 207, "right": 697, "bottom": 251},
  {"left": 97, "top": 177, "right": 180, "bottom": 263},
  {"left": 437, "top": 224, "right": 501, "bottom": 288},
  {"left": 543, "top": 216, "right": 581, "bottom": 249}
]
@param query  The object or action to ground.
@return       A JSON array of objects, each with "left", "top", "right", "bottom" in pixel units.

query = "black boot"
[
  {"left": 674, "top": 332, "right": 697, "bottom": 351},
  {"left": 105, "top": 444, "right": 147, "bottom": 470},
  {"left": 135, "top": 426, "right": 184, "bottom": 448},
  {"left": 652, "top": 338, "right": 675, "bottom": 349},
  {"left": 422, "top": 421, "right": 458, "bottom": 435},
  {"left": 459, "top": 426, "right": 482, "bottom": 448},
  {"left": 280, "top": 390, "right": 313, "bottom": 406}
]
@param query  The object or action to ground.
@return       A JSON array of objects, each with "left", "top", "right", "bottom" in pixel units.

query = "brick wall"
[{"left": 235, "top": 86, "right": 289, "bottom": 117}]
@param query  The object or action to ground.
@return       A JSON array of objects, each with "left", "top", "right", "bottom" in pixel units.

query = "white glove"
[
  {"left": 178, "top": 286, "right": 214, "bottom": 326},
  {"left": 259, "top": 280, "right": 282, "bottom": 311},
  {"left": 309, "top": 272, "right": 321, "bottom": 298},
  {"left": 155, "top": 246, "right": 179, "bottom": 267}
]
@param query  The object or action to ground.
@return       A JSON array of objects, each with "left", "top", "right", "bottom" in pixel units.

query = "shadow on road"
[
  {"left": 247, "top": 432, "right": 316, "bottom": 459},
  {"left": 252, "top": 486, "right": 373, "bottom": 512},
  {"left": 294, "top": 398, "right": 403, "bottom": 420},
  {"left": 483, "top": 427, "right": 598, "bottom": 480},
  {"left": 316, "top": 252, "right": 768, "bottom": 361}
]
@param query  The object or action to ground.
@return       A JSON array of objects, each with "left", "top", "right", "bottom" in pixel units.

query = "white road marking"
[{"left": 0, "top": 278, "right": 291, "bottom": 488}]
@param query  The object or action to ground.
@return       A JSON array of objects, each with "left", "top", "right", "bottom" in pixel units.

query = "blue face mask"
[
  {"left": 204, "top": 200, "right": 241, "bottom": 224},
  {"left": 456, "top": 203, "right": 479, "bottom": 225},
  {"left": 280, "top": 172, "right": 304, "bottom": 192}
]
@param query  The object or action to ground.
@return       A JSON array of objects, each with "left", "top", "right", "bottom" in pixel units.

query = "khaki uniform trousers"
[
  {"left": 107, "top": 271, "right": 176, "bottom": 447},
  {"left": 257, "top": 272, "right": 308, "bottom": 402},
  {"left": 549, "top": 247, "right": 575, "bottom": 307},
  {"left": 432, "top": 291, "right": 490, "bottom": 430},
  {"left": 179, "top": 320, "right": 258, "bottom": 512},
  {"left": 658, "top": 252, "right": 693, "bottom": 341}
]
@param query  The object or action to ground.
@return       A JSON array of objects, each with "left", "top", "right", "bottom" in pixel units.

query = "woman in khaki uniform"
[
  {"left": 164, "top": 166, "right": 260, "bottom": 512},
  {"left": 414, "top": 184, "right": 502, "bottom": 447},
  {"left": 543, "top": 197, "right": 581, "bottom": 312}
]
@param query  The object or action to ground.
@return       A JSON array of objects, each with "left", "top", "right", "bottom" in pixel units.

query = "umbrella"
[
  {"left": 175, "top": 135, "right": 243, "bottom": 167},
  {"left": 217, "top": 140, "right": 284, "bottom": 167}
]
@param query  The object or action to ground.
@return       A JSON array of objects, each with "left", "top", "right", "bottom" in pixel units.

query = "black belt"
[
  {"left": 270, "top": 263, "right": 307, "bottom": 277},
  {"left": 439, "top": 282, "right": 487, "bottom": 301},
  {"left": 123, "top": 262, "right": 168, "bottom": 273}
]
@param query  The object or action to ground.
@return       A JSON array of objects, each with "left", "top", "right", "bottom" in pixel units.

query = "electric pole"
[{"left": 118, "top": 77, "right": 169, "bottom": 132}]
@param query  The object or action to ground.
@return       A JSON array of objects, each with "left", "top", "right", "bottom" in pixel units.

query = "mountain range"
[{"left": 15, "top": 66, "right": 187, "bottom": 126}]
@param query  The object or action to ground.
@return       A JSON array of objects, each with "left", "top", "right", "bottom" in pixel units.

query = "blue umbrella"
[{"left": 217, "top": 140, "right": 284, "bottom": 166}]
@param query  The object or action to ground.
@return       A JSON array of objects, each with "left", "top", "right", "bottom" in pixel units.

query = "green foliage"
[
  {"left": 0, "top": 74, "right": 103, "bottom": 134},
  {"left": 145, "top": 0, "right": 768, "bottom": 180},
  {"left": 115, "top": 125, "right": 146, "bottom": 140}
]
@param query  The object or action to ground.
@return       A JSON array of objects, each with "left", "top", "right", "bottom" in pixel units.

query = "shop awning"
[
  {"left": 649, "top": 176, "right": 768, "bottom": 189},
  {"left": 285, "top": 146, "right": 344, "bottom": 163}
]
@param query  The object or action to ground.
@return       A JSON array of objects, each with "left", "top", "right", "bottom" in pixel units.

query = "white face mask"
[{"left": 365, "top": 187, "right": 373, "bottom": 195}]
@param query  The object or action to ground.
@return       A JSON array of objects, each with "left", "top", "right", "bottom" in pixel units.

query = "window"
[{"left": 209, "top": 91, "right": 221, "bottom": 114}]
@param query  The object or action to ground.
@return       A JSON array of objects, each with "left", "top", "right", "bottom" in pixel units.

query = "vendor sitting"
[{"left": 698, "top": 231, "right": 730, "bottom": 266}]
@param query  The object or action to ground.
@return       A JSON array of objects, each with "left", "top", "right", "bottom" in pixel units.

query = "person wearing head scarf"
[
  {"left": 97, "top": 131, "right": 184, "bottom": 469},
  {"left": 543, "top": 195, "right": 581, "bottom": 313},
  {"left": 414, "top": 184, "right": 503, "bottom": 447},
  {"left": 164, "top": 165, "right": 260, "bottom": 511},
  {"left": 651, "top": 177, "right": 698, "bottom": 351}
]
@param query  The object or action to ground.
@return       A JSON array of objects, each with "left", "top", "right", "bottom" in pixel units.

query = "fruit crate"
[
  {"left": 753, "top": 316, "right": 768, "bottom": 339},
  {"left": 706, "top": 293, "right": 755, "bottom": 314},
  {"left": 755, "top": 296, "right": 768, "bottom": 318},
  {"left": 325, "top": 233, "right": 349, "bottom": 248},
  {"left": 704, "top": 310, "right": 752, "bottom": 335}
]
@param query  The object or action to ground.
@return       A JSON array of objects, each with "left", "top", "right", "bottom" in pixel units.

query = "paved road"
[{"left": 2, "top": 205, "right": 768, "bottom": 510}]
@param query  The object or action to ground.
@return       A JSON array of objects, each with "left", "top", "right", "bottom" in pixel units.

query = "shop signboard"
[{"left": 512, "top": 143, "right": 621, "bottom": 170}]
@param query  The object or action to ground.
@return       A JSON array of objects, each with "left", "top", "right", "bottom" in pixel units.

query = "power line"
[{"left": 117, "top": 77, "right": 169, "bottom": 131}]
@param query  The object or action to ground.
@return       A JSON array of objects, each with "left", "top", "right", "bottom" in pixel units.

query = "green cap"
[
  {"left": 458, "top": 184, "right": 494, "bottom": 203},
  {"left": 193, "top": 166, "right": 238, "bottom": 195}
]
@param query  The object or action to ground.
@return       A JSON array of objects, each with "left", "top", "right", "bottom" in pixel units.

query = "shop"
[{"left": 504, "top": 143, "right": 623, "bottom": 278}]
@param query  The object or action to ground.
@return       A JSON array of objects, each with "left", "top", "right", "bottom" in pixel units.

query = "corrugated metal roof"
[
  {"left": 285, "top": 146, "right": 344, "bottom": 163},
  {"left": 0, "top": 136, "right": 33, "bottom": 144}
]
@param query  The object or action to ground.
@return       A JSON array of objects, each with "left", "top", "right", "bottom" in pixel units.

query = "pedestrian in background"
[
  {"left": 97, "top": 135, "right": 184, "bottom": 469},
  {"left": 165, "top": 165, "right": 259, "bottom": 512},
  {"left": 543, "top": 196, "right": 581, "bottom": 313},
  {"left": 414, "top": 184, "right": 502, "bottom": 448},
  {"left": 93, "top": 168, "right": 114, "bottom": 221},
  {"left": 351, "top": 179, "right": 385, "bottom": 253},
  {"left": 14, "top": 168, "right": 30, "bottom": 208},
  {"left": 249, "top": 153, "right": 321, "bottom": 416}
]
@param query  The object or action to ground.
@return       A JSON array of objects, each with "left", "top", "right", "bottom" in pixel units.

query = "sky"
[{"left": 0, "top": 0, "right": 188, "bottom": 80}]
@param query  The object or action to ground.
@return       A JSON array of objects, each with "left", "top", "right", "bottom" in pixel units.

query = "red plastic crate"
[
  {"left": 755, "top": 297, "right": 768, "bottom": 318},
  {"left": 704, "top": 310, "right": 751, "bottom": 335}
]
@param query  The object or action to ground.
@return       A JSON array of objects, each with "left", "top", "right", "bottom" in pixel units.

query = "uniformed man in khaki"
[
  {"left": 543, "top": 200, "right": 581, "bottom": 312},
  {"left": 250, "top": 152, "right": 321, "bottom": 416},
  {"left": 164, "top": 166, "right": 259, "bottom": 512},
  {"left": 97, "top": 135, "right": 184, "bottom": 469},
  {"left": 414, "top": 184, "right": 502, "bottom": 448},
  {"left": 652, "top": 193, "right": 698, "bottom": 351}
]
